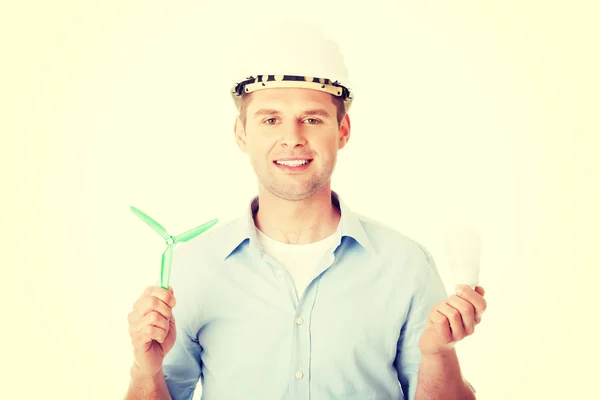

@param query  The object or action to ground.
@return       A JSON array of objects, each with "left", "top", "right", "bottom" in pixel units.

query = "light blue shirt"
[{"left": 163, "top": 191, "right": 449, "bottom": 399}]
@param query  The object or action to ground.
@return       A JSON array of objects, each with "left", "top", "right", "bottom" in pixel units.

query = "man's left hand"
[{"left": 419, "top": 285, "right": 487, "bottom": 355}]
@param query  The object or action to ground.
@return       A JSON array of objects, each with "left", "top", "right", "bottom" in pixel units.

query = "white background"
[{"left": 2, "top": 1, "right": 598, "bottom": 399}]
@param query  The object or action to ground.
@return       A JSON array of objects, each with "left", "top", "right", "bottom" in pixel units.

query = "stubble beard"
[{"left": 255, "top": 160, "right": 331, "bottom": 202}]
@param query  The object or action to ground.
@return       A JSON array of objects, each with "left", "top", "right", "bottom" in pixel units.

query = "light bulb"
[{"left": 445, "top": 224, "right": 481, "bottom": 290}]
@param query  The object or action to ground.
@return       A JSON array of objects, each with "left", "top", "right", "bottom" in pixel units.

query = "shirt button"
[
  {"left": 295, "top": 317, "right": 303, "bottom": 325},
  {"left": 295, "top": 370, "right": 303, "bottom": 379}
]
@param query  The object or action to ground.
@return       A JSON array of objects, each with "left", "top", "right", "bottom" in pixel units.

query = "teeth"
[{"left": 276, "top": 160, "right": 309, "bottom": 166}]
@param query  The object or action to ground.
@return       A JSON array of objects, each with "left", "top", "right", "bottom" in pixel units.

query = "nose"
[{"left": 279, "top": 123, "right": 307, "bottom": 148}]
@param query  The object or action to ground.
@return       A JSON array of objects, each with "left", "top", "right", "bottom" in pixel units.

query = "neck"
[{"left": 254, "top": 185, "right": 340, "bottom": 245}]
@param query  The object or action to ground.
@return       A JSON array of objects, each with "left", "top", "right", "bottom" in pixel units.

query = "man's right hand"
[{"left": 128, "top": 285, "right": 177, "bottom": 377}]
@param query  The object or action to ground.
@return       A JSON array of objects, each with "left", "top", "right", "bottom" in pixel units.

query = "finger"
[
  {"left": 131, "top": 296, "right": 174, "bottom": 323},
  {"left": 129, "top": 313, "right": 170, "bottom": 347},
  {"left": 474, "top": 313, "right": 483, "bottom": 324},
  {"left": 129, "top": 311, "right": 171, "bottom": 340},
  {"left": 129, "top": 319, "right": 168, "bottom": 346},
  {"left": 446, "top": 295, "right": 476, "bottom": 335},
  {"left": 430, "top": 310, "right": 453, "bottom": 344},
  {"left": 455, "top": 285, "right": 487, "bottom": 318},
  {"left": 139, "top": 310, "right": 170, "bottom": 333},
  {"left": 145, "top": 285, "right": 177, "bottom": 308},
  {"left": 135, "top": 324, "right": 168, "bottom": 345},
  {"left": 475, "top": 285, "right": 485, "bottom": 296},
  {"left": 436, "top": 302, "right": 466, "bottom": 341}
]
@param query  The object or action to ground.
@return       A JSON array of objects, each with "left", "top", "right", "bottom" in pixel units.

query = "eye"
[
  {"left": 264, "top": 118, "right": 278, "bottom": 125},
  {"left": 304, "top": 118, "right": 320, "bottom": 125}
]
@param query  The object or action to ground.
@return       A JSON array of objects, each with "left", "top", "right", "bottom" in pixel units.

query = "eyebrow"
[
  {"left": 253, "top": 109, "right": 281, "bottom": 117},
  {"left": 252, "top": 108, "right": 332, "bottom": 119},
  {"left": 304, "top": 109, "right": 331, "bottom": 118}
]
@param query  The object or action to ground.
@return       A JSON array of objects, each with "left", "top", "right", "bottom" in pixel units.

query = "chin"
[{"left": 268, "top": 182, "right": 328, "bottom": 202}]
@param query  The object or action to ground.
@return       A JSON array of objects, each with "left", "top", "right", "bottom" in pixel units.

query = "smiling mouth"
[{"left": 274, "top": 159, "right": 313, "bottom": 167}]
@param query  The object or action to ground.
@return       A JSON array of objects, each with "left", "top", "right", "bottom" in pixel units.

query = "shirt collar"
[{"left": 222, "top": 191, "right": 374, "bottom": 260}]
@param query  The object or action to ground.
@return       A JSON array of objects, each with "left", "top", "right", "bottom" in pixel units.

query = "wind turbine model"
[{"left": 130, "top": 206, "right": 219, "bottom": 289}]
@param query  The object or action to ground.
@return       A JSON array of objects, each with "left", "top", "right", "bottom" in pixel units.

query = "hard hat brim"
[{"left": 231, "top": 74, "right": 353, "bottom": 112}]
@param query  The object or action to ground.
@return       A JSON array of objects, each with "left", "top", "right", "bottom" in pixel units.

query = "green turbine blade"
[
  {"left": 173, "top": 218, "right": 219, "bottom": 243},
  {"left": 130, "top": 206, "right": 170, "bottom": 240},
  {"left": 160, "top": 245, "right": 174, "bottom": 290}
]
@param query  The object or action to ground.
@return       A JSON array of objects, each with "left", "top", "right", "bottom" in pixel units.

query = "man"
[{"left": 125, "top": 22, "right": 486, "bottom": 400}]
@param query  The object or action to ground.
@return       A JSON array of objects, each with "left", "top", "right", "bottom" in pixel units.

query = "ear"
[
  {"left": 338, "top": 113, "right": 351, "bottom": 150},
  {"left": 234, "top": 116, "right": 248, "bottom": 153}
]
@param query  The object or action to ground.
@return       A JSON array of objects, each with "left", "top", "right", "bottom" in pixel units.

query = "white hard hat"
[{"left": 230, "top": 20, "right": 354, "bottom": 112}]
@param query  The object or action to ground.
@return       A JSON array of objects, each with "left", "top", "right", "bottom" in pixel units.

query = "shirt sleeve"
[
  {"left": 162, "top": 294, "right": 203, "bottom": 399},
  {"left": 395, "top": 245, "right": 448, "bottom": 400}
]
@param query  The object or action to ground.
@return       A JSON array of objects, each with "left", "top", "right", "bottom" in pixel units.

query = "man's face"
[{"left": 234, "top": 88, "right": 350, "bottom": 201}]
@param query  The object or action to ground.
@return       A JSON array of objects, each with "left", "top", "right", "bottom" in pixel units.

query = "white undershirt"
[{"left": 256, "top": 225, "right": 341, "bottom": 300}]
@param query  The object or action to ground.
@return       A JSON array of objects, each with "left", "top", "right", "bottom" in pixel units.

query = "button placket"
[{"left": 290, "top": 276, "right": 324, "bottom": 399}]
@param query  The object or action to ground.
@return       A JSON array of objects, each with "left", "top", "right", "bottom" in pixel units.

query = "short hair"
[{"left": 239, "top": 92, "right": 346, "bottom": 128}]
